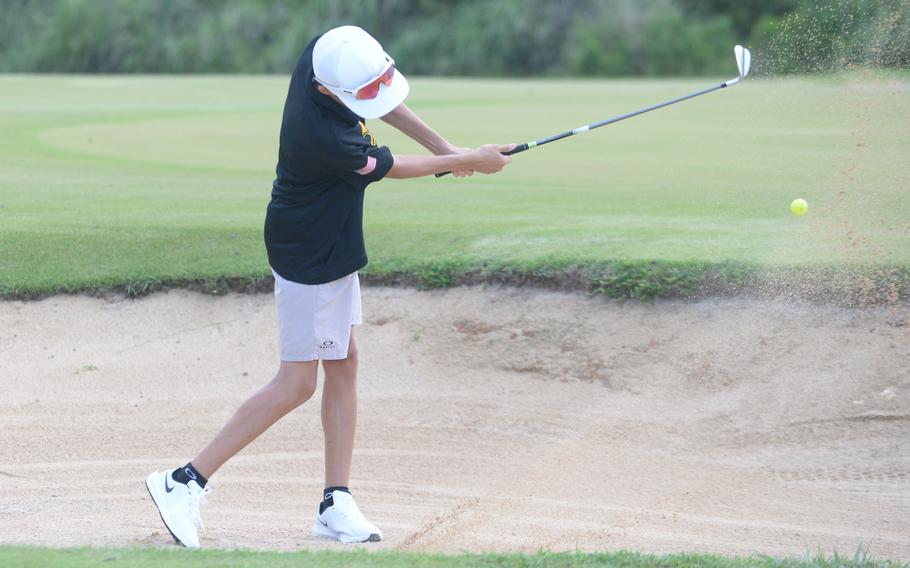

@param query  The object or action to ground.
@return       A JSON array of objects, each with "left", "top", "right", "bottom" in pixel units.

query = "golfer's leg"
[
  {"left": 191, "top": 360, "right": 318, "bottom": 478},
  {"left": 321, "top": 328, "right": 358, "bottom": 487}
]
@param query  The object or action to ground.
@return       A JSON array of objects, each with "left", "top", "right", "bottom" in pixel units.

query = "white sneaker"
[
  {"left": 145, "top": 468, "right": 210, "bottom": 548},
  {"left": 313, "top": 490, "right": 382, "bottom": 543}
]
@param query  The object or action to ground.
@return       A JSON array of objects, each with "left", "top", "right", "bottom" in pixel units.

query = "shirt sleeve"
[{"left": 318, "top": 123, "right": 394, "bottom": 191}]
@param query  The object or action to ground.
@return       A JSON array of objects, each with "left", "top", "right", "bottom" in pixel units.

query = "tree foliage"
[
  {"left": 0, "top": 0, "right": 907, "bottom": 75},
  {"left": 753, "top": 0, "right": 910, "bottom": 73}
]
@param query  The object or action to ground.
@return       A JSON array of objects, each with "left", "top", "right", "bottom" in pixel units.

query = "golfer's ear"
[{"left": 316, "top": 85, "right": 332, "bottom": 96}]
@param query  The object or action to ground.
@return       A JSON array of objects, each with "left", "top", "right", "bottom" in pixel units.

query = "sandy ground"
[{"left": 1, "top": 286, "right": 908, "bottom": 560}]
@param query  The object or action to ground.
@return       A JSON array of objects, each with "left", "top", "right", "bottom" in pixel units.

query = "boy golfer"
[{"left": 145, "top": 25, "right": 512, "bottom": 547}]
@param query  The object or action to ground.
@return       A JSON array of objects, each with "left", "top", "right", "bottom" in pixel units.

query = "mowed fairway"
[{"left": 1, "top": 74, "right": 909, "bottom": 293}]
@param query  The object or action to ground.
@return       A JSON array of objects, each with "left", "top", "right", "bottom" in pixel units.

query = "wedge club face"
[{"left": 734, "top": 44, "right": 751, "bottom": 79}]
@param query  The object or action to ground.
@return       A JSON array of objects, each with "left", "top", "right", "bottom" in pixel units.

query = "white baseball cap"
[{"left": 312, "top": 26, "right": 409, "bottom": 119}]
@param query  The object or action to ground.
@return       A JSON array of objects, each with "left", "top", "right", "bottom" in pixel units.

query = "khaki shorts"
[{"left": 271, "top": 268, "right": 362, "bottom": 361}]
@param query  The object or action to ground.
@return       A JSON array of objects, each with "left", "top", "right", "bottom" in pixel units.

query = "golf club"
[{"left": 436, "top": 44, "right": 752, "bottom": 178}]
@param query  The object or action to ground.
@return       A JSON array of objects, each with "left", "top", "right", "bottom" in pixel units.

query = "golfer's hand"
[
  {"left": 448, "top": 146, "right": 474, "bottom": 178},
  {"left": 472, "top": 144, "right": 515, "bottom": 174}
]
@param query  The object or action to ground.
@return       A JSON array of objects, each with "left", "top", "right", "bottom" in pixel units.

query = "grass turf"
[
  {"left": 0, "top": 74, "right": 908, "bottom": 298},
  {"left": 0, "top": 546, "right": 906, "bottom": 568}
]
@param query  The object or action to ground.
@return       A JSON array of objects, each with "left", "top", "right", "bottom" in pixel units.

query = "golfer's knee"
[
  {"left": 284, "top": 376, "right": 317, "bottom": 407},
  {"left": 275, "top": 364, "right": 317, "bottom": 406}
]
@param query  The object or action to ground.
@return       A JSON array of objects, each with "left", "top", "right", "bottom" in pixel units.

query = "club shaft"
[
  {"left": 435, "top": 77, "right": 737, "bottom": 177},
  {"left": 527, "top": 80, "right": 730, "bottom": 150}
]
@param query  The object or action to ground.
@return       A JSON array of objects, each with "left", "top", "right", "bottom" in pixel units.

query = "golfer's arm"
[
  {"left": 382, "top": 103, "right": 456, "bottom": 155},
  {"left": 386, "top": 153, "right": 472, "bottom": 179}
]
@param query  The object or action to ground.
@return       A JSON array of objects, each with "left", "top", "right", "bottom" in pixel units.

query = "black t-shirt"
[{"left": 264, "top": 36, "right": 394, "bottom": 285}]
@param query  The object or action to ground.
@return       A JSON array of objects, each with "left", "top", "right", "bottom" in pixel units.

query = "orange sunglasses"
[
  {"left": 351, "top": 61, "right": 395, "bottom": 100},
  {"left": 321, "top": 58, "right": 395, "bottom": 101}
]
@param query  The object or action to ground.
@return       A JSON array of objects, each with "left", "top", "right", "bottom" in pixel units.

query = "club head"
[{"left": 734, "top": 45, "right": 751, "bottom": 79}]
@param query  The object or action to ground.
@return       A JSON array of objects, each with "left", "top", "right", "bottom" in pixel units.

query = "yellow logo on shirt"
[{"left": 359, "top": 121, "right": 377, "bottom": 147}]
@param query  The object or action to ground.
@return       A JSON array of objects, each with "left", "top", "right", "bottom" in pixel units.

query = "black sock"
[
  {"left": 171, "top": 462, "right": 208, "bottom": 488},
  {"left": 319, "top": 486, "right": 350, "bottom": 514}
]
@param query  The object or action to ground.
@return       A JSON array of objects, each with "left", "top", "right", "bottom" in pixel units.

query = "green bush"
[
  {"left": 565, "top": 0, "right": 735, "bottom": 77},
  {"left": 1, "top": 0, "right": 906, "bottom": 75}
]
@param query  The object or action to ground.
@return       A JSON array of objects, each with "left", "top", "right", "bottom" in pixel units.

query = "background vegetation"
[{"left": 1, "top": 0, "right": 908, "bottom": 76}]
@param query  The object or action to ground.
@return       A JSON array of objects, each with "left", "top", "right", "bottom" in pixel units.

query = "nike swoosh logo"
[{"left": 165, "top": 477, "right": 175, "bottom": 493}]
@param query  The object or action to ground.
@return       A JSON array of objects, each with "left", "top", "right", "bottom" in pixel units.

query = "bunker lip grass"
[
  {"left": 0, "top": 546, "right": 904, "bottom": 567},
  {"left": 3, "top": 261, "right": 908, "bottom": 307}
]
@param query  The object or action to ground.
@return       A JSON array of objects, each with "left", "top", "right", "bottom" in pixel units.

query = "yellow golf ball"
[{"left": 790, "top": 198, "right": 808, "bottom": 216}]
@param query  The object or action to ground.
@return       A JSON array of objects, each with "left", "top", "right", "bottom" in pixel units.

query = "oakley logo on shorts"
[{"left": 319, "top": 340, "right": 336, "bottom": 349}]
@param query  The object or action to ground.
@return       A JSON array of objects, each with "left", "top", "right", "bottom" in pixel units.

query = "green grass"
[
  {"left": 1, "top": 73, "right": 908, "bottom": 299},
  {"left": 1, "top": 546, "right": 906, "bottom": 568}
]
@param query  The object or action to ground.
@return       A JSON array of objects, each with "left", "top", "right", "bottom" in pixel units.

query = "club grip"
[
  {"left": 503, "top": 143, "right": 529, "bottom": 156},
  {"left": 434, "top": 143, "right": 529, "bottom": 178}
]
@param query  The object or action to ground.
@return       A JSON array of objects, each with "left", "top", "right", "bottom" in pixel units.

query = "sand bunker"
[{"left": 1, "top": 287, "right": 908, "bottom": 559}]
